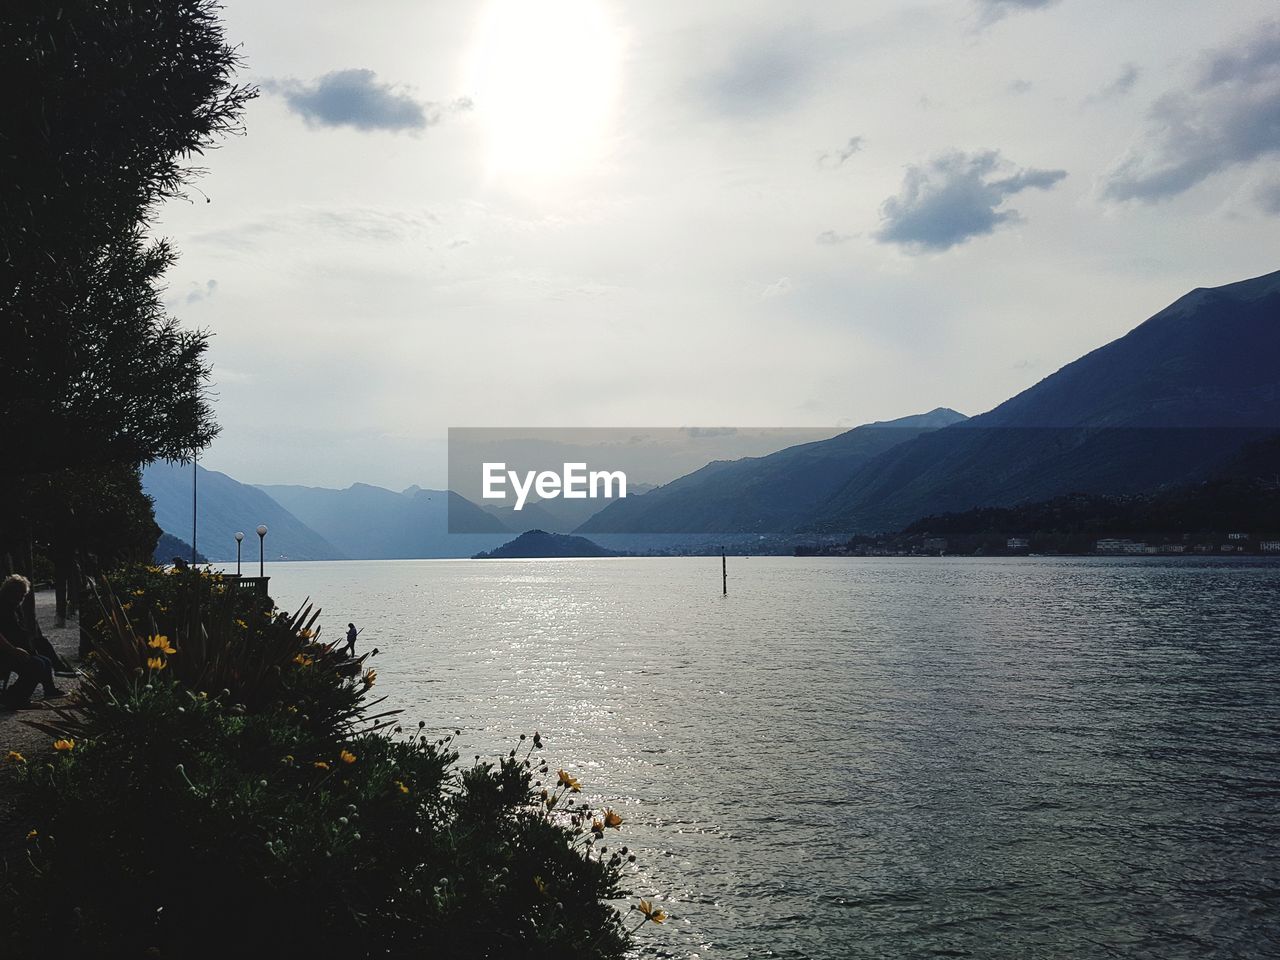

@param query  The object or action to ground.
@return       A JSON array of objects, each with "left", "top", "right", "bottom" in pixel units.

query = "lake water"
[{"left": 252, "top": 556, "right": 1280, "bottom": 959}]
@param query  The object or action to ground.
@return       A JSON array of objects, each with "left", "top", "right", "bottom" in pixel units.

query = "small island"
[{"left": 473, "top": 529, "right": 622, "bottom": 559}]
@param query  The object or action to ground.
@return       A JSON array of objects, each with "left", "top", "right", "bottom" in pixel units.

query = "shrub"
[{"left": 0, "top": 572, "right": 652, "bottom": 959}]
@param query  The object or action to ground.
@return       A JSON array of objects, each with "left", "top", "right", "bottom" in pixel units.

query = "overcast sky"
[{"left": 156, "top": 0, "right": 1280, "bottom": 490}]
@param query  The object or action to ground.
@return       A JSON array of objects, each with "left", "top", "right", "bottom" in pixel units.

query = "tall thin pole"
[
  {"left": 192, "top": 450, "right": 198, "bottom": 565},
  {"left": 722, "top": 549, "right": 727, "bottom": 596}
]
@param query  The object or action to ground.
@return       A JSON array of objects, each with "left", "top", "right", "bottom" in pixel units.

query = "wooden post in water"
[{"left": 721, "top": 549, "right": 727, "bottom": 596}]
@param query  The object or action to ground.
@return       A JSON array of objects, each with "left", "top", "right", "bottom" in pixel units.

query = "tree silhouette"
[{"left": 0, "top": 0, "right": 254, "bottom": 580}]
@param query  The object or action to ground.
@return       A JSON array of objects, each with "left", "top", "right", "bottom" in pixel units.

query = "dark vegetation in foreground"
[{"left": 0, "top": 568, "right": 653, "bottom": 959}]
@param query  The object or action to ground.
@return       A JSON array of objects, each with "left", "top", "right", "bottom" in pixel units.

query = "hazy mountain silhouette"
[
  {"left": 257, "top": 482, "right": 508, "bottom": 559},
  {"left": 474, "top": 530, "right": 621, "bottom": 559},
  {"left": 809, "top": 269, "right": 1280, "bottom": 533},
  {"left": 577, "top": 408, "right": 967, "bottom": 534},
  {"left": 143, "top": 462, "right": 343, "bottom": 561}
]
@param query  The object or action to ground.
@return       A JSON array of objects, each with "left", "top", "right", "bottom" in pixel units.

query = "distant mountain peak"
[{"left": 867, "top": 407, "right": 967, "bottom": 429}]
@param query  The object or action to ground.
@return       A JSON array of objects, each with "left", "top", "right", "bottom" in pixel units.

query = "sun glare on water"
[{"left": 466, "top": 0, "right": 622, "bottom": 180}]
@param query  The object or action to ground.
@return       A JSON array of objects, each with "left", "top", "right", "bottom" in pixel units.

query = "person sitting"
[
  {"left": 0, "top": 575, "right": 64, "bottom": 706},
  {"left": 3, "top": 575, "right": 75, "bottom": 676},
  {"left": 0, "top": 637, "right": 58, "bottom": 710}
]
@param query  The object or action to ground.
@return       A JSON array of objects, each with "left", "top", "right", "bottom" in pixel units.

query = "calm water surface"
[{"left": 254, "top": 557, "right": 1280, "bottom": 959}]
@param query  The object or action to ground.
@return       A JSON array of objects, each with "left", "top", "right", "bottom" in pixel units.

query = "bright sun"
[{"left": 466, "top": 0, "right": 622, "bottom": 179}]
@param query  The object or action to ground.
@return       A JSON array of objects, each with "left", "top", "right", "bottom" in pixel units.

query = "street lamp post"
[
  {"left": 257, "top": 524, "right": 268, "bottom": 577},
  {"left": 235, "top": 531, "right": 244, "bottom": 575}
]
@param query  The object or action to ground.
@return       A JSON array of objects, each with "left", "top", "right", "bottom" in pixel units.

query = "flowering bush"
[{"left": 0, "top": 572, "right": 660, "bottom": 959}]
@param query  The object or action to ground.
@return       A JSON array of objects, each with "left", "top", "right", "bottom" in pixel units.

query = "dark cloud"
[
  {"left": 976, "top": 0, "right": 1060, "bottom": 26},
  {"left": 1103, "top": 22, "right": 1280, "bottom": 203},
  {"left": 875, "top": 150, "right": 1067, "bottom": 252},
  {"left": 265, "top": 69, "right": 464, "bottom": 132},
  {"left": 1088, "top": 63, "right": 1141, "bottom": 102},
  {"left": 818, "top": 136, "right": 865, "bottom": 168}
]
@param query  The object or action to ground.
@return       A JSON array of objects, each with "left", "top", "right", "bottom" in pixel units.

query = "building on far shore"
[
  {"left": 1096, "top": 538, "right": 1147, "bottom": 554},
  {"left": 1006, "top": 537, "right": 1030, "bottom": 551},
  {"left": 1262, "top": 540, "right": 1280, "bottom": 553}
]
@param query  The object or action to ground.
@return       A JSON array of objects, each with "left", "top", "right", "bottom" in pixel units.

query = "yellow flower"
[
  {"left": 131, "top": 589, "right": 145, "bottom": 597},
  {"left": 26, "top": 829, "right": 37, "bottom": 841},
  {"left": 557, "top": 769, "right": 582, "bottom": 792},
  {"left": 591, "top": 818, "right": 603, "bottom": 833},
  {"left": 6, "top": 751, "right": 26, "bottom": 764},
  {"left": 299, "top": 627, "right": 314, "bottom": 640},
  {"left": 532, "top": 875, "right": 547, "bottom": 895},
  {"left": 603, "top": 808, "right": 623, "bottom": 829},
  {"left": 292, "top": 654, "right": 313, "bottom": 667},
  {"left": 313, "top": 761, "right": 330, "bottom": 771},
  {"left": 363, "top": 669, "right": 377, "bottom": 687},
  {"left": 146, "top": 656, "right": 167, "bottom": 671},
  {"left": 339, "top": 750, "right": 357, "bottom": 765},
  {"left": 235, "top": 619, "right": 247, "bottom": 629},
  {"left": 147, "top": 635, "right": 177, "bottom": 654},
  {"left": 638, "top": 900, "right": 668, "bottom": 924},
  {"left": 53, "top": 739, "right": 75, "bottom": 752},
  {"left": 395, "top": 780, "right": 410, "bottom": 795}
]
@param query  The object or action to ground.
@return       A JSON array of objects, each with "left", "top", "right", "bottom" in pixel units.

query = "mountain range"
[
  {"left": 257, "top": 482, "right": 508, "bottom": 559},
  {"left": 809, "top": 269, "right": 1280, "bottom": 533},
  {"left": 582, "top": 269, "right": 1280, "bottom": 536},
  {"left": 143, "top": 462, "right": 344, "bottom": 562},
  {"left": 143, "top": 269, "right": 1280, "bottom": 556},
  {"left": 577, "top": 408, "right": 967, "bottom": 534}
]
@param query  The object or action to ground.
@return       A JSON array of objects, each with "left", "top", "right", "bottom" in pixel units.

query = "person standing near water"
[{"left": 345, "top": 623, "right": 358, "bottom": 657}]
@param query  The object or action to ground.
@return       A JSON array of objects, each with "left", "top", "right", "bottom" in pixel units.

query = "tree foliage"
[{"left": 0, "top": 0, "right": 255, "bottom": 476}]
